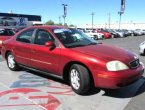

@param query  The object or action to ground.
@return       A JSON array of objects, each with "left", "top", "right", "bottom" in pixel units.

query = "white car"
[
  {"left": 84, "top": 30, "right": 104, "bottom": 40},
  {"left": 139, "top": 41, "right": 145, "bottom": 55}
]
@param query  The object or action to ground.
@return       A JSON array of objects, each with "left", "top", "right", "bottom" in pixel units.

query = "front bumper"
[{"left": 92, "top": 63, "right": 144, "bottom": 89}]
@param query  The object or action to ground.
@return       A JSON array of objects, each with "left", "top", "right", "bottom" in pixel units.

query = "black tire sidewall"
[{"left": 69, "top": 64, "right": 90, "bottom": 95}]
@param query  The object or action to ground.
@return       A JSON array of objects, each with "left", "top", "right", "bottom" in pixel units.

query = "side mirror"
[{"left": 45, "top": 41, "right": 56, "bottom": 50}]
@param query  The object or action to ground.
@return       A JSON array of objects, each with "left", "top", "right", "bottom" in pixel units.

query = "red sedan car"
[
  {"left": 0, "top": 28, "right": 15, "bottom": 53},
  {"left": 1, "top": 26, "right": 144, "bottom": 94},
  {"left": 96, "top": 29, "right": 112, "bottom": 39}
]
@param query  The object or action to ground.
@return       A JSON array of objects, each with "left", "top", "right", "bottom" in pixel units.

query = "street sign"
[{"left": 121, "top": 0, "right": 125, "bottom": 12}]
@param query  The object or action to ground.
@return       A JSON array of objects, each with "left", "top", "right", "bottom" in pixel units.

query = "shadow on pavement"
[
  {"left": 24, "top": 69, "right": 66, "bottom": 85},
  {"left": 101, "top": 76, "right": 145, "bottom": 98},
  {"left": 135, "top": 77, "right": 145, "bottom": 95},
  {"left": 23, "top": 68, "right": 145, "bottom": 98}
]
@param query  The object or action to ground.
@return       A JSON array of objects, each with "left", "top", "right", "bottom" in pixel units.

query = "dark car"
[{"left": 0, "top": 28, "right": 15, "bottom": 53}]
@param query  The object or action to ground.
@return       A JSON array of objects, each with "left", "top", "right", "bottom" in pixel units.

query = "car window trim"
[
  {"left": 15, "top": 28, "right": 35, "bottom": 44},
  {"left": 32, "top": 28, "right": 60, "bottom": 47}
]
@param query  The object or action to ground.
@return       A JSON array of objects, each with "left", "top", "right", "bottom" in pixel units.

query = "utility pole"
[
  {"left": 108, "top": 13, "right": 111, "bottom": 29},
  {"left": 62, "top": 4, "right": 67, "bottom": 26},
  {"left": 91, "top": 12, "right": 95, "bottom": 30},
  {"left": 118, "top": 11, "right": 123, "bottom": 29},
  {"left": 58, "top": 16, "right": 61, "bottom": 24}
]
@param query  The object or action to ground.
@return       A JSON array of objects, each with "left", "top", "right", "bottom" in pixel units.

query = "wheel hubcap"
[
  {"left": 8, "top": 55, "right": 15, "bottom": 68},
  {"left": 70, "top": 69, "right": 80, "bottom": 90}
]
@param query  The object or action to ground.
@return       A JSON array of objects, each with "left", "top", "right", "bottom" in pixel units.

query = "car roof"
[
  {"left": 0, "top": 28, "right": 13, "bottom": 30},
  {"left": 28, "top": 25, "right": 66, "bottom": 30}
]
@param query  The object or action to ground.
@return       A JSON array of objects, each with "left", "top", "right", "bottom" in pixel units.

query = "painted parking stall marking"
[
  {"left": 0, "top": 62, "right": 74, "bottom": 110},
  {"left": 10, "top": 72, "right": 74, "bottom": 96},
  {"left": 0, "top": 88, "right": 60, "bottom": 110},
  {"left": 0, "top": 61, "right": 144, "bottom": 110}
]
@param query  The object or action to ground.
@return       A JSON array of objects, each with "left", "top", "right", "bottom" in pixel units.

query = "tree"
[
  {"left": 45, "top": 20, "right": 76, "bottom": 27},
  {"left": 45, "top": 20, "right": 55, "bottom": 25},
  {"left": 69, "top": 24, "right": 76, "bottom": 27},
  {"left": 55, "top": 23, "right": 63, "bottom": 26}
]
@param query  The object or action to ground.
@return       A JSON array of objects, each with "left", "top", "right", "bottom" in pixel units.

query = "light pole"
[
  {"left": 62, "top": 4, "right": 67, "bottom": 26},
  {"left": 58, "top": 16, "right": 61, "bottom": 24},
  {"left": 108, "top": 13, "right": 111, "bottom": 29},
  {"left": 91, "top": 12, "right": 95, "bottom": 30},
  {"left": 118, "top": 11, "right": 123, "bottom": 29}
]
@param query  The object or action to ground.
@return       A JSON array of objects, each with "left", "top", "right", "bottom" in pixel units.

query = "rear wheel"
[
  {"left": 102, "top": 36, "right": 105, "bottom": 40},
  {"left": 143, "top": 49, "right": 145, "bottom": 56},
  {"left": 69, "top": 64, "right": 90, "bottom": 95},
  {"left": 94, "top": 35, "right": 98, "bottom": 40},
  {"left": 6, "top": 52, "right": 20, "bottom": 71}
]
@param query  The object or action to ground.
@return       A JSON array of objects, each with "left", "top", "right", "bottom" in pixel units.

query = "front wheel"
[
  {"left": 142, "top": 49, "right": 145, "bottom": 56},
  {"left": 6, "top": 52, "right": 20, "bottom": 71},
  {"left": 69, "top": 64, "right": 90, "bottom": 95}
]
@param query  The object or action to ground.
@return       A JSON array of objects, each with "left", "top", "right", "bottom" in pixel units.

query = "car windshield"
[
  {"left": 53, "top": 28, "right": 97, "bottom": 48},
  {"left": 0, "top": 29, "right": 15, "bottom": 36}
]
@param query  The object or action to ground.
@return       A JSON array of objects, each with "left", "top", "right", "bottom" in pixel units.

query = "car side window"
[
  {"left": 34, "top": 29, "right": 54, "bottom": 45},
  {"left": 0, "top": 29, "right": 10, "bottom": 36},
  {"left": 16, "top": 29, "right": 34, "bottom": 43}
]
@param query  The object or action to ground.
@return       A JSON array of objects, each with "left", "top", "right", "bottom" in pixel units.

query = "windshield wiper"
[
  {"left": 87, "top": 42, "right": 97, "bottom": 45},
  {"left": 67, "top": 44, "right": 86, "bottom": 48},
  {"left": 67, "top": 42, "right": 97, "bottom": 48}
]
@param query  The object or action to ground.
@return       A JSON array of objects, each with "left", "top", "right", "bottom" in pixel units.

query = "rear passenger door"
[{"left": 14, "top": 29, "right": 34, "bottom": 67}]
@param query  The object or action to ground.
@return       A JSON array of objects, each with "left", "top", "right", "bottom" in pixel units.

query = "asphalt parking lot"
[
  {"left": 0, "top": 35, "right": 145, "bottom": 110},
  {"left": 100, "top": 35, "right": 145, "bottom": 110}
]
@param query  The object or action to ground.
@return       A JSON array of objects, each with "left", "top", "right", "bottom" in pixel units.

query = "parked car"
[
  {"left": 142, "top": 30, "right": 145, "bottom": 35},
  {"left": 133, "top": 29, "right": 144, "bottom": 36},
  {"left": 122, "top": 29, "right": 131, "bottom": 37},
  {"left": 96, "top": 29, "right": 112, "bottom": 39},
  {"left": 0, "top": 28, "right": 15, "bottom": 53},
  {"left": 83, "top": 30, "right": 97, "bottom": 39},
  {"left": 102, "top": 29, "right": 118, "bottom": 38},
  {"left": 1, "top": 26, "right": 144, "bottom": 95},
  {"left": 84, "top": 30, "right": 104, "bottom": 40},
  {"left": 139, "top": 41, "right": 145, "bottom": 55},
  {"left": 113, "top": 29, "right": 125, "bottom": 38}
]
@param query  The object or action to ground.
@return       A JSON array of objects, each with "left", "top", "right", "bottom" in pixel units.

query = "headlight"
[
  {"left": 0, "top": 40, "right": 2, "bottom": 44},
  {"left": 106, "top": 61, "right": 129, "bottom": 71}
]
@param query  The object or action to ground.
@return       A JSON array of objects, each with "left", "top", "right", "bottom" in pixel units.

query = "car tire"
[
  {"left": 94, "top": 35, "right": 98, "bottom": 40},
  {"left": 6, "top": 52, "right": 20, "bottom": 71},
  {"left": 102, "top": 36, "right": 105, "bottom": 40},
  {"left": 69, "top": 64, "right": 90, "bottom": 95},
  {"left": 143, "top": 49, "right": 145, "bottom": 56}
]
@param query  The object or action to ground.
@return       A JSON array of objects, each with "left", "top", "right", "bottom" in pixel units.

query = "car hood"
[{"left": 71, "top": 44, "right": 136, "bottom": 63}]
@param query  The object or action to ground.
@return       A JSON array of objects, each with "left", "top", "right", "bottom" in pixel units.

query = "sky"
[{"left": 0, "top": 0, "right": 145, "bottom": 26}]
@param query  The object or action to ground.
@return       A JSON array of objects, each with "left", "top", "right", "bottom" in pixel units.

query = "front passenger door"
[{"left": 30, "top": 29, "right": 61, "bottom": 74}]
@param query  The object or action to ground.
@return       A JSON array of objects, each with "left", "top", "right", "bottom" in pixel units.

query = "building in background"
[
  {"left": 0, "top": 12, "right": 42, "bottom": 29},
  {"left": 78, "top": 23, "right": 145, "bottom": 30}
]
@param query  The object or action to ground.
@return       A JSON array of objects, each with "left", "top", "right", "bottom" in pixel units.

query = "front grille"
[{"left": 129, "top": 59, "right": 140, "bottom": 68}]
